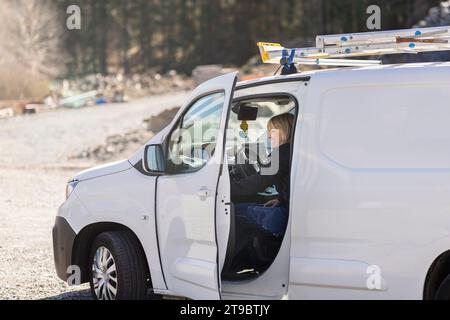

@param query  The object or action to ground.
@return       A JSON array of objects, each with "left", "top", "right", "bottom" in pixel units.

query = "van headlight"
[{"left": 66, "top": 179, "right": 79, "bottom": 200}]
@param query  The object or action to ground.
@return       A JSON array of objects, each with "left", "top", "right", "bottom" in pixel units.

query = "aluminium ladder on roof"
[{"left": 258, "top": 25, "right": 450, "bottom": 67}]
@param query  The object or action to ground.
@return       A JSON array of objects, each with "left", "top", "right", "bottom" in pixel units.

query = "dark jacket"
[{"left": 231, "top": 143, "right": 291, "bottom": 206}]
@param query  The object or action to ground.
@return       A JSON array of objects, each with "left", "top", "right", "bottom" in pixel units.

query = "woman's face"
[{"left": 267, "top": 125, "right": 281, "bottom": 149}]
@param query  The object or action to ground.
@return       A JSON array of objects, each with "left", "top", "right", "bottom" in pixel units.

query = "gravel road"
[{"left": 0, "top": 91, "right": 189, "bottom": 300}]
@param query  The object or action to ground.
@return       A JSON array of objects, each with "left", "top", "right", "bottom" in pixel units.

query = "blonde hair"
[{"left": 267, "top": 113, "right": 295, "bottom": 145}]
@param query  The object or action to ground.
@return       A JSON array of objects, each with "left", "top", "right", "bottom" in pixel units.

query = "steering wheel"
[{"left": 234, "top": 146, "right": 261, "bottom": 179}]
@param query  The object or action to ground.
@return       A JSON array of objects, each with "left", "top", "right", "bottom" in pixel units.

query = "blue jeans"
[{"left": 234, "top": 202, "right": 288, "bottom": 238}]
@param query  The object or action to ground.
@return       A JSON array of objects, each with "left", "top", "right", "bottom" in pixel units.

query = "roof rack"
[{"left": 258, "top": 25, "right": 450, "bottom": 68}]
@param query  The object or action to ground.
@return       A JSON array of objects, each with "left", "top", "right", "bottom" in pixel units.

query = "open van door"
[{"left": 156, "top": 72, "right": 237, "bottom": 300}]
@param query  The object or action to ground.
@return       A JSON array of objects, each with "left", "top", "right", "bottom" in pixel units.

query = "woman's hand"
[{"left": 264, "top": 199, "right": 280, "bottom": 207}]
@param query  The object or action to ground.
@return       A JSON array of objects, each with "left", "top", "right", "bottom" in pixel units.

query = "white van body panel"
[
  {"left": 74, "top": 160, "right": 132, "bottom": 181},
  {"left": 288, "top": 62, "right": 450, "bottom": 299}
]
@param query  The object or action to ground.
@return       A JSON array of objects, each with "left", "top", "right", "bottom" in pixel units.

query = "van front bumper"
[{"left": 52, "top": 216, "right": 76, "bottom": 281}]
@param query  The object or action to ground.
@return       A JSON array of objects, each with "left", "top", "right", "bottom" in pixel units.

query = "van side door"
[{"left": 156, "top": 72, "right": 237, "bottom": 299}]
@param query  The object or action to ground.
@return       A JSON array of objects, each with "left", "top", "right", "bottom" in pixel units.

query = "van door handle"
[{"left": 197, "top": 187, "right": 211, "bottom": 198}]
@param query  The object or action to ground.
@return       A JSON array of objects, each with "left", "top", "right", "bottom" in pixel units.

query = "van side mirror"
[{"left": 143, "top": 144, "right": 166, "bottom": 174}]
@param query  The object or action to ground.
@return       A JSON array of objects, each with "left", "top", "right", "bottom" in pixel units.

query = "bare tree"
[{"left": 0, "top": 0, "right": 64, "bottom": 77}]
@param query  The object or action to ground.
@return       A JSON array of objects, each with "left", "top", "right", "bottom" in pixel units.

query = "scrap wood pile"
[
  {"left": 53, "top": 71, "right": 194, "bottom": 109},
  {"left": 0, "top": 71, "right": 193, "bottom": 118},
  {"left": 0, "top": 101, "right": 26, "bottom": 119}
]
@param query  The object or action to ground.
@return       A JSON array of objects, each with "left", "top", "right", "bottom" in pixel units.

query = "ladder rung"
[{"left": 294, "top": 58, "right": 381, "bottom": 67}]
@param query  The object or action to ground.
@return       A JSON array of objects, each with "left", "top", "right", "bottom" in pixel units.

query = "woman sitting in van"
[{"left": 231, "top": 113, "right": 294, "bottom": 239}]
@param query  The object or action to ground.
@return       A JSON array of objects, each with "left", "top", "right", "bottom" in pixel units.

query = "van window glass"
[{"left": 166, "top": 92, "right": 225, "bottom": 173}]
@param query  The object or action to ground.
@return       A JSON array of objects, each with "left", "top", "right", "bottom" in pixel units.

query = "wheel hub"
[{"left": 92, "top": 246, "right": 118, "bottom": 300}]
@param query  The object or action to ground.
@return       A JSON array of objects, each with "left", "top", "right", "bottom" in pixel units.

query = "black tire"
[
  {"left": 88, "top": 231, "right": 149, "bottom": 300},
  {"left": 435, "top": 275, "right": 450, "bottom": 300}
]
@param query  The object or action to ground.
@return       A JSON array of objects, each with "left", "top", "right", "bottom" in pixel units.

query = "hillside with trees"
[{"left": 53, "top": 0, "right": 442, "bottom": 76}]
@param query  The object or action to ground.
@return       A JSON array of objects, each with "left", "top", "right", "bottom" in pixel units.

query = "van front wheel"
[{"left": 88, "top": 231, "right": 148, "bottom": 300}]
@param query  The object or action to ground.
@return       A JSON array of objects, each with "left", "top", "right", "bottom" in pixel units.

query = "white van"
[{"left": 53, "top": 61, "right": 450, "bottom": 300}]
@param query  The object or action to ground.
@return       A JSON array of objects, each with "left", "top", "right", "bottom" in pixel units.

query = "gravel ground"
[{"left": 0, "top": 91, "right": 189, "bottom": 300}]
